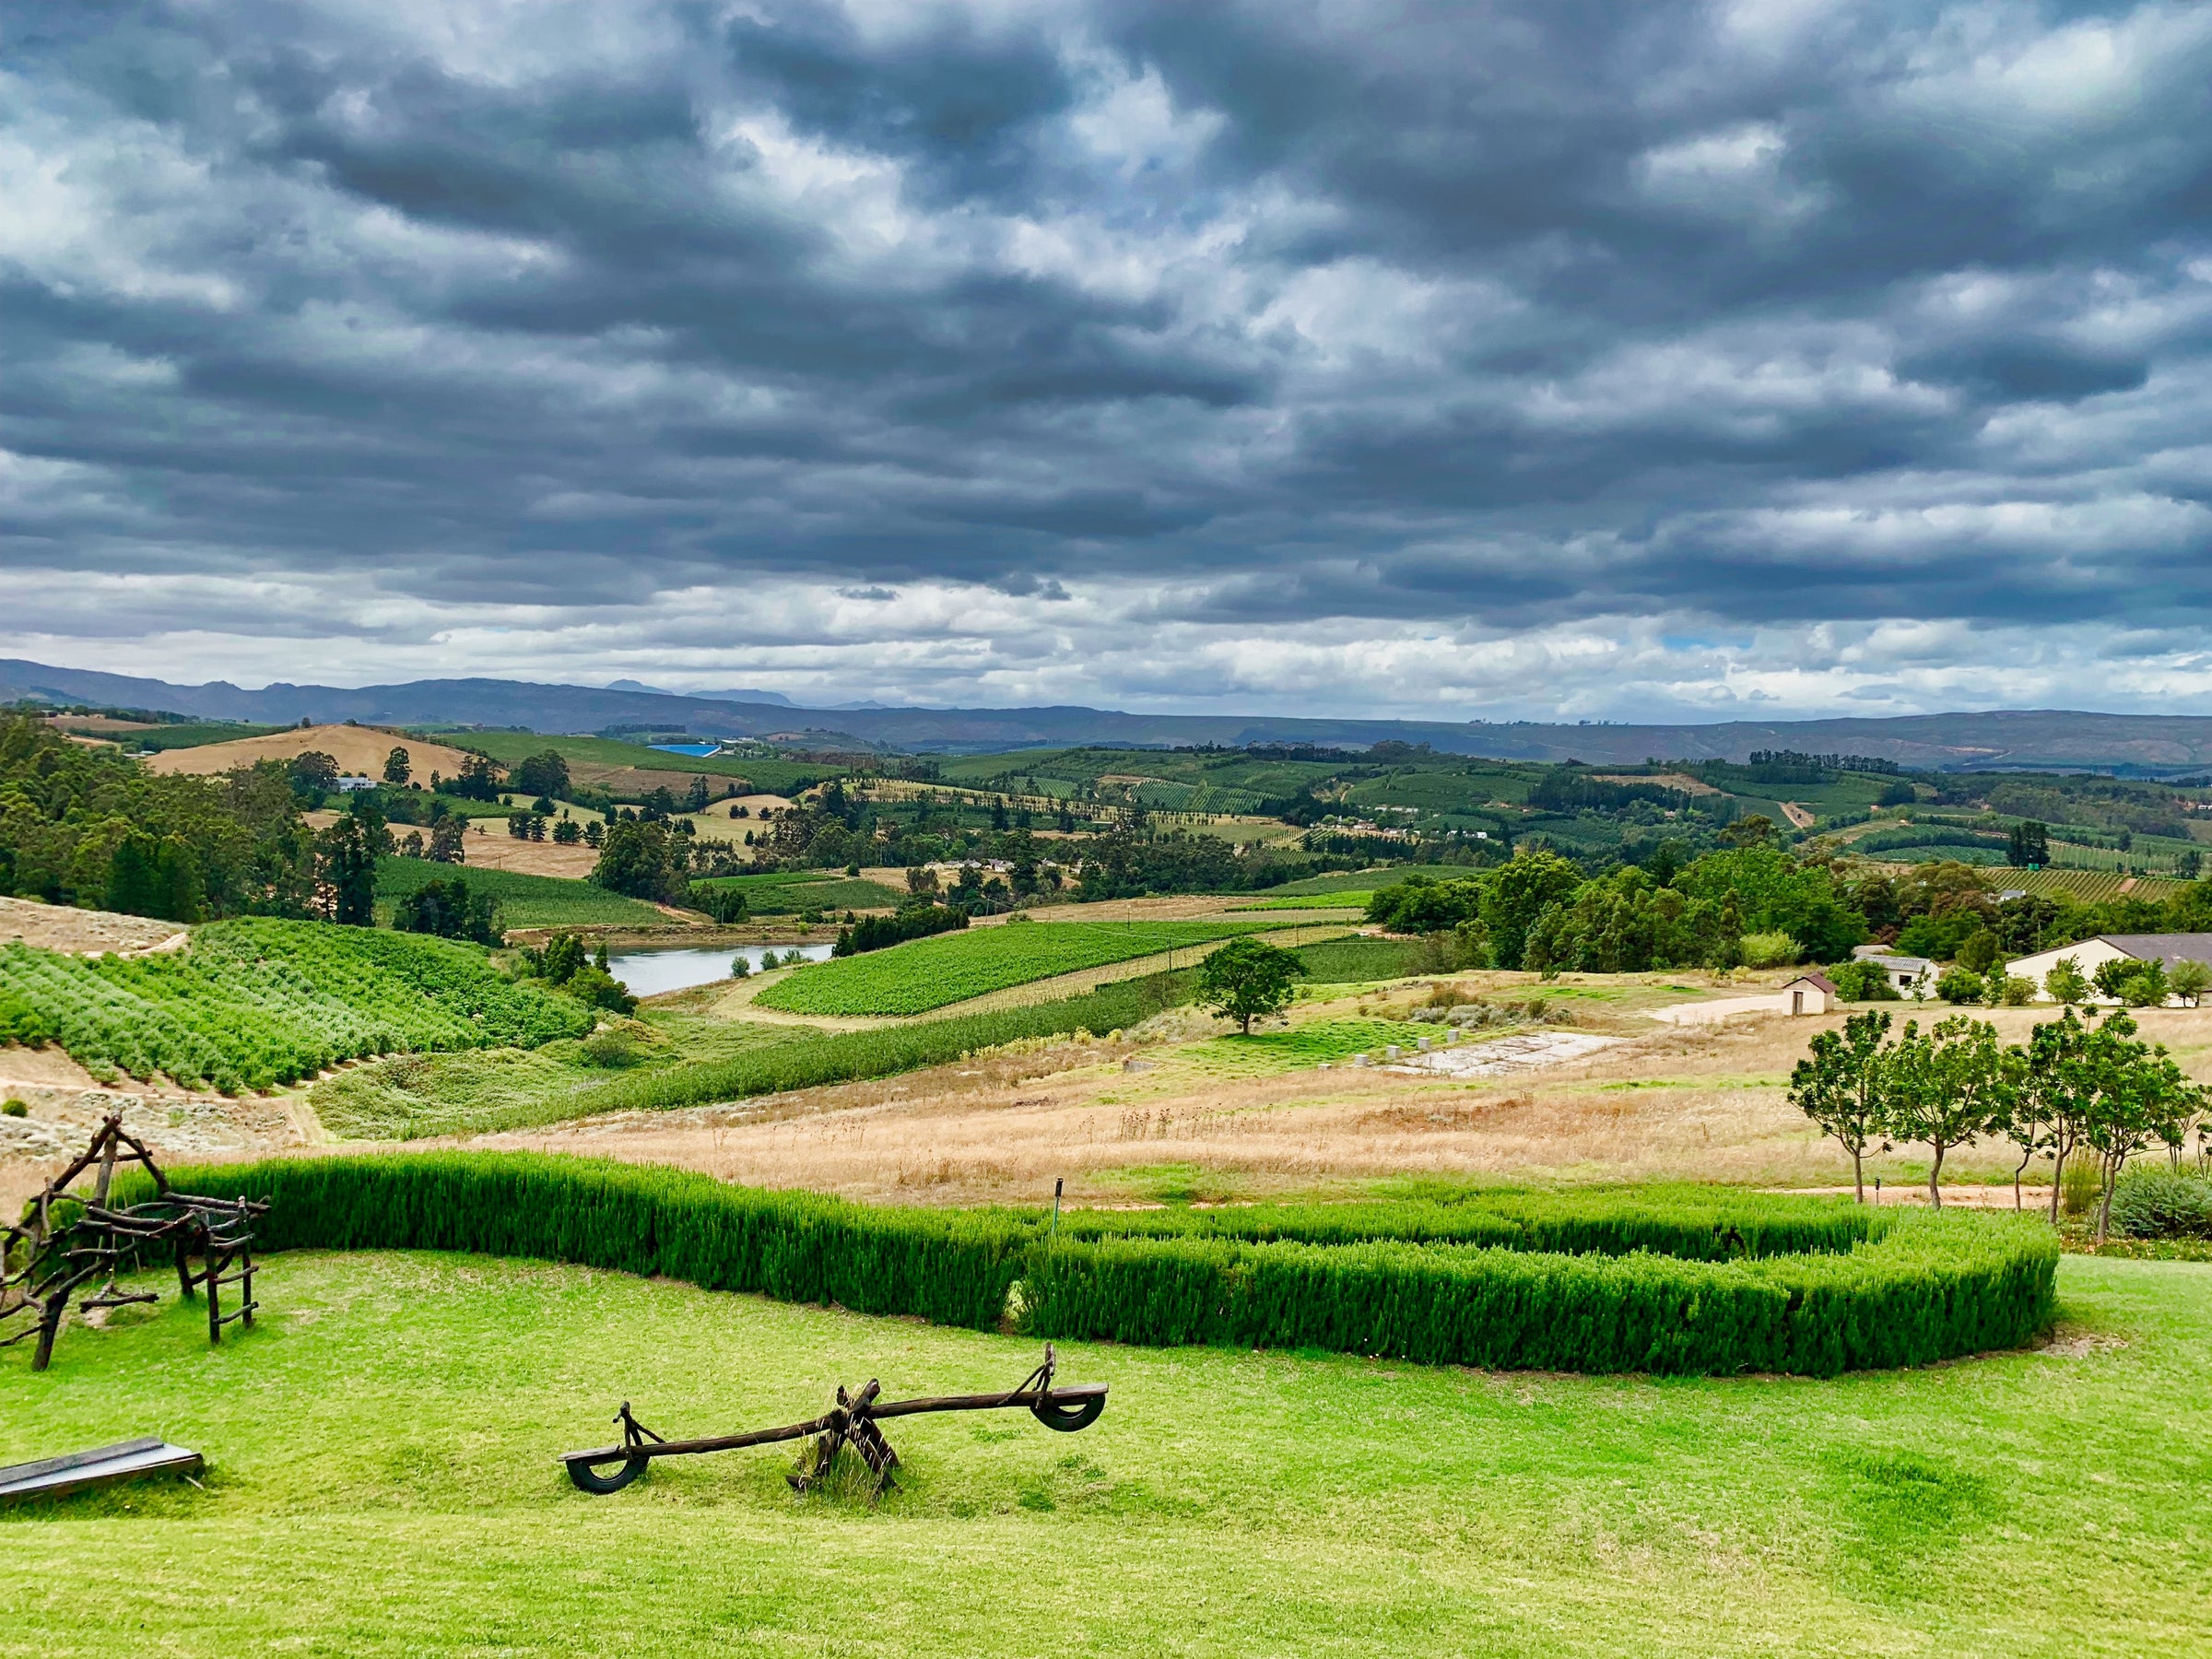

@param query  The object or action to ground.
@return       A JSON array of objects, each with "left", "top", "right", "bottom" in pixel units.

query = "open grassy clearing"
[
  {"left": 754, "top": 919, "right": 1306, "bottom": 1017},
  {"left": 374, "top": 855, "right": 665, "bottom": 928},
  {"left": 2, "top": 1248, "right": 2202, "bottom": 1657}
]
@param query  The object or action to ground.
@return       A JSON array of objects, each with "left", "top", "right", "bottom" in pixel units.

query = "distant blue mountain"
[
  {"left": 606, "top": 678, "right": 794, "bottom": 707},
  {"left": 6, "top": 658, "right": 2209, "bottom": 771}
]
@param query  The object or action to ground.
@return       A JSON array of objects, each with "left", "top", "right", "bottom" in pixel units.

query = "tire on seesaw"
[
  {"left": 1031, "top": 1395, "right": 1106, "bottom": 1433},
  {"left": 566, "top": 1453, "right": 648, "bottom": 1493}
]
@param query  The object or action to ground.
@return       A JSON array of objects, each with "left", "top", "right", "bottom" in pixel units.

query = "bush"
[
  {"left": 1826, "top": 959, "right": 1900, "bottom": 1002},
  {"left": 1936, "top": 967, "right": 1987, "bottom": 1005},
  {"left": 2107, "top": 1167, "right": 2212, "bottom": 1239},
  {"left": 147, "top": 1156, "right": 2056, "bottom": 1376},
  {"left": 1740, "top": 931, "right": 1800, "bottom": 969}
]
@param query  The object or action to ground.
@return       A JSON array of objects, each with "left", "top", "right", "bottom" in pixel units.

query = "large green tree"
[
  {"left": 1480, "top": 847, "right": 1584, "bottom": 971},
  {"left": 591, "top": 819, "right": 689, "bottom": 904},
  {"left": 1198, "top": 937, "right": 1304, "bottom": 1034}
]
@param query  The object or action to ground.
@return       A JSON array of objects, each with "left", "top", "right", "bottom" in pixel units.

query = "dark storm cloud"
[{"left": 4, "top": 0, "right": 2211, "bottom": 688}]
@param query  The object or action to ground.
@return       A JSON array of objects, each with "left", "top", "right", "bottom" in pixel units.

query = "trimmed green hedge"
[
  {"left": 143, "top": 1154, "right": 2056, "bottom": 1376},
  {"left": 1054, "top": 1192, "right": 1878, "bottom": 1261}
]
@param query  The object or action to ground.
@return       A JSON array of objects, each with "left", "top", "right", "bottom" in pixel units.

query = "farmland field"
[
  {"left": 0, "top": 920, "right": 592, "bottom": 1092},
  {"left": 441, "top": 730, "right": 834, "bottom": 797},
  {"left": 1991, "top": 866, "right": 2189, "bottom": 905},
  {"left": 1291, "top": 935, "right": 1425, "bottom": 982},
  {"left": 1231, "top": 889, "right": 1371, "bottom": 910},
  {"left": 752, "top": 919, "right": 1295, "bottom": 1016},
  {"left": 2, "top": 1246, "right": 2202, "bottom": 1657},
  {"left": 374, "top": 856, "right": 666, "bottom": 928},
  {"left": 689, "top": 872, "right": 904, "bottom": 914}
]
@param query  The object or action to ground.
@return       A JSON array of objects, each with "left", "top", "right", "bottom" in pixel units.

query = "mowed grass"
[
  {"left": 754, "top": 920, "right": 1292, "bottom": 1016},
  {"left": 2, "top": 1249, "right": 2206, "bottom": 1657},
  {"left": 374, "top": 856, "right": 666, "bottom": 928}
]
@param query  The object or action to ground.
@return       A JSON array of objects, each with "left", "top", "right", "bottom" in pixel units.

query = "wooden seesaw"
[{"left": 560, "top": 1344, "right": 1107, "bottom": 1497}]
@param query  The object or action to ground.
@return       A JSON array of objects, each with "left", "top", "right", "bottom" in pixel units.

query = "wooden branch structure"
[
  {"left": 560, "top": 1345, "right": 1109, "bottom": 1497},
  {"left": 1, "top": 1115, "right": 269, "bottom": 1371}
]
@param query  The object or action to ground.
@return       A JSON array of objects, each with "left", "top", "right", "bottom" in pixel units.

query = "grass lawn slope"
[{"left": 1, "top": 1248, "right": 2202, "bottom": 1657}]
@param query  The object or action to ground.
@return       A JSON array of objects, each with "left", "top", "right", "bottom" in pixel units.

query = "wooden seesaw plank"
[{"left": 0, "top": 1437, "right": 202, "bottom": 1503}]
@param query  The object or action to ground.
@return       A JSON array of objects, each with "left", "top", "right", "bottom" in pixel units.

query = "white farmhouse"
[
  {"left": 2004, "top": 934, "right": 2212, "bottom": 1005},
  {"left": 1850, "top": 947, "right": 1936, "bottom": 996}
]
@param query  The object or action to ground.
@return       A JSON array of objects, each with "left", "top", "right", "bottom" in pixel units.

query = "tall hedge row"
[
  {"left": 1053, "top": 1193, "right": 1878, "bottom": 1261},
  {"left": 1020, "top": 1217, "right": 2056, "bottom": 1376},
  {"left": 147, "top": 1154, "right": 2056, "bottom": 1376}
]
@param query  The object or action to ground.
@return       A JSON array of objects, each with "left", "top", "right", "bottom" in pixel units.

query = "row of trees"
[
  {"left": 1790, "top": 1008, "right": 2204, "bottom": 1240},
  {"left": 1363, "top": 843, "right": 1868, "bottom": 973}
]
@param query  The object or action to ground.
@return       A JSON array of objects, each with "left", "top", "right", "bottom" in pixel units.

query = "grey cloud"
[{"left": 2, "top": 0, "right": 2210, "bottom": 711}]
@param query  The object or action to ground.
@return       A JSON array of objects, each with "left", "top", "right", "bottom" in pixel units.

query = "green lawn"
[
  {"left": 374, "top": 856, "right": 666, "bottom": 928},
  {"left": 2, "top": 1249, "right": 2204, "bottom": 1656},
  {"left": 754, "top": 920, "right": 1293, "bottom": 1016}
]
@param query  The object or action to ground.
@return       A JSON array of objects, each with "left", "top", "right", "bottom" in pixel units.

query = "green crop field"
[
  {"left": 752, "top": 920, "right": 1292, "bottom": 1016},
  {"left": 0, "top": 920, "right": 592, "bottom": 1092},
  {"left": 690, "top": 872, "right": 904, "bottom": 914},
  {"left": 2, "top": 1239, "right": 2197, "bottom": 1657},
  {"left": 1292, "top": 935, "right": 1424, "bottom": 982},
  {"left": 1231, "top": 890, "right": 1371, "bottom": 910},
  {"left": 1990, "top": 867, "right": 2188, "bottom": 904},
  {"left": 1261, "top": 865, "right": 1474, "bottom": 896},
  {"left": 439, "top": 731, "right": 835, "bottom": 795},
  {"left": 374, "top": 856, "right": 667, "bottom": 928}
]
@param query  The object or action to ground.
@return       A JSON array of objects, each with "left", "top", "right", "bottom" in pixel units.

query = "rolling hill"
[{"left": 9, "top": 658, "right": 2212, "bottom": 771}]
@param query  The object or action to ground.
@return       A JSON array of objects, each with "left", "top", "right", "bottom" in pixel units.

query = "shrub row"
[
  {"left": 1054, "top": 1191, "right": 1879, "bottom": 1261},
  {"left": 149, "top": 1154, "right": 2057, "bottom": 1376},
  {"left": 1022, "top": 1213, "right": 2055, "bottom": 1376}
]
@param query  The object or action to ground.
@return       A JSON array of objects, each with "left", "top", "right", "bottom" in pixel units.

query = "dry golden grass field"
[
  {"left": 142, "top": 723, "right": 484, "bottom": 780},
  {"left": 454, "top": 973, "right": 2212, "bottom": 1210}
]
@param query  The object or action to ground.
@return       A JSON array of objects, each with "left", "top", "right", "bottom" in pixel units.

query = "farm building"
[
  {"left": 2004, "top": 934, "right": 2212, "bottom": 1005},
  {"left": 1850, "top": 947, "right": 1936, "bottom": 995},
  {"left": 1781, "top": 973, "right": 1839, "bottom": 1015}
]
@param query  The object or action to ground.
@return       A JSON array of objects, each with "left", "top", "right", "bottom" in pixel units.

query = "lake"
[{"left": 608, "top": 943, "right": 833, "bottom": 997}]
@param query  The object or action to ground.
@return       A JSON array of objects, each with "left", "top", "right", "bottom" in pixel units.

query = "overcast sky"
[{"left": 5, "top": 1, "right": 2209, "bottom": 720}]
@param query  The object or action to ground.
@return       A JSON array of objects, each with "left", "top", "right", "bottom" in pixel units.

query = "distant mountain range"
[{"left": 7, "top": 657, "right": 2212, "bottom": 772}]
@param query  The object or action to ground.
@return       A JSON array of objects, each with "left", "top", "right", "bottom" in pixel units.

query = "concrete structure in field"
[
  {"left": 2004, "top": 934, "right": 2212, "bottom": 1005},
  {"left": 1851, "top": 947, "right": 1936, "bottom": 996}
]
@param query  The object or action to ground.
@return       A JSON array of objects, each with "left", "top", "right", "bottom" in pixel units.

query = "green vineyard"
[
  {"left": 0, "top": 920, "right": 593, "bottom": 1093},
  {"left": 750, "top": 918, "right": 1297, "bottom": 1016},
  {"left": 1991, "top": 867, "right": 2187, "bottom": 905},
  {"left": 375, "top": 857, "right": 666, "bottom": 928}
]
